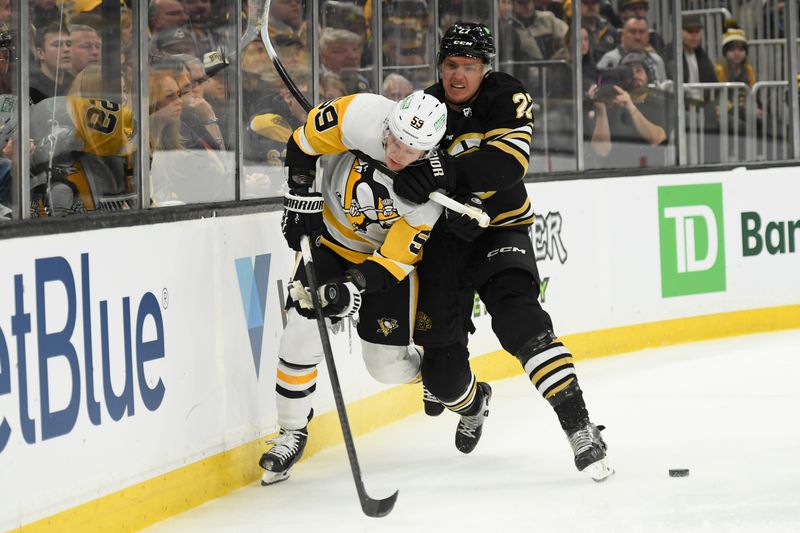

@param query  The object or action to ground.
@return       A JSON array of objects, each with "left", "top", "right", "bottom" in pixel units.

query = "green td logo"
[{"left": 658, "top": 184, "right": 726, "bottom": 297}]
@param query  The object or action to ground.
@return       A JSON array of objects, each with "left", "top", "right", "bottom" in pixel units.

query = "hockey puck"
[{"left": 669, "top": 469, "right": 690, "bottom": 477}]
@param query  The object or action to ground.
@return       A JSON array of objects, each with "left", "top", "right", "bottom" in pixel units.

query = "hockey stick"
[
  {"left": 259, "top": 4, "right": 489, "bottom": 228},
  {"left": 298, "top": 236, "right": 398, "bottom": 518}
]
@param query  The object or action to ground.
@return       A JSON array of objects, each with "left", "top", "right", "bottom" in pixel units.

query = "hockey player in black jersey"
[{"left": 393, "top": 22, "right": 614, "bottom": 481}]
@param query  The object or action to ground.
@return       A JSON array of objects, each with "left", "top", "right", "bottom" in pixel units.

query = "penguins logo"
[
  {"left": 377, "top": 318, "right": 399, "bottom": 337},
  {"left": 341, "top": 160, "right": 399, "bottom": 233}
]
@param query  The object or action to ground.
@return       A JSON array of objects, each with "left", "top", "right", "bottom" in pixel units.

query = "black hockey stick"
[
  {"left": 261, "top": 3, "right": 396, "bottom": 517},
  {"left": 258, "top": 4, "right": 489, "bottom": 227},
  {"left": 297, "top": 235, "right": 398, "bottom": 517}
]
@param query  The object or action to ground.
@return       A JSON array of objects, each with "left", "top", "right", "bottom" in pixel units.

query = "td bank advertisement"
[{"left": 656, "top": 172, "right": 799, "bottom": 303}]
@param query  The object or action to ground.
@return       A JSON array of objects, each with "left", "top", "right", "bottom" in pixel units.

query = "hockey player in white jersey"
[{"left": 259, "top": 90, "right": 452, "bottom": 485}]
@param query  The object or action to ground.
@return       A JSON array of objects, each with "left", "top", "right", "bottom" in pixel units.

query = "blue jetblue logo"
[{"left": 235, "top": 254, "right": 271, "bottom": 378}]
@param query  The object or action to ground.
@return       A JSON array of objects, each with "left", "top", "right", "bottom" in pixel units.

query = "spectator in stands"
[
  {"left": 551, "top": 22, "right": 597, "bottom": 100},
  {"left": 510, "top": 0, "right": 568, "bottom": 60},
  {"left": 0, "top": 21, "right": 12, "bottom": 95},
  {"left": 533, "top": 0, "right": 565, "bottom": 21},
  {"left": 320, "top": 71, "right": 347, "bottom": 100},
  {"left": 30, "top": 23, "right": 73, "bottom": 104},
  {"left": 504, "top": 0, "right": 569, "bottom": 95},
  {"left": 597, "top": 16, "right": 668, "bottom": 85},
  {"left": 589, "top": 51, "right": 672, "bottom": 168},
  {"left": 382, "top": 73, "right": 415, "bottom": 101},
  {"left": 202, "top": 52, "right": 231, "bottom": 142},
  {"left": 548, "top": 22, "right": 597, "bottom": 154},
  {"left": 319, "top": 27, "right": 371, "bottom": 94},
  {"left": 149, "top": 65, "right": 185, "bottom": 152},
  {"left": 155, "top": 25, "right": 198, "bottom": 56},
  {"left": 120, "top": 6, "right": 133, "bottom": 48},
  {"left": 30, "top": 0, "right": 61, "bottom": 31},
  {"left": 181, "top": 0, "right": 223, "bottom": 55},
  {"left": 324, "top": 0, "right": 367, "bottom": 40},
  {"left": 666, "top": 14, "right": 716, "bottom": 103},
  {"left": 268, "top": 0, "right": 307, "bottom": 47},
  {"left": 242, "top": 39, "right": 272, "bottom": 119},
  {"left": 68, "top": 24, "right": 101, "bottom": 78},
  {"left": 173, "top": 54, "right": 225, "bottom": 151},
  {"left": 149, "top": 0, "right": 190, "bottom": 34},
  {"left": 665, "top": 14, "right": 720, "bottom": 163},
  {"left": 565, "top": 0, "right": 618, "bottom": 63},
  {"left": 245, "top": 68, "right": 309, "bottom": 164},
  {"left": 618, "top": 0, "right": 665, "bottom": 55},
  {"left": 599, "top": 0, "right": 621, "bottom": 29},
  {"left": 0, "top": 0, "right": 10, "bottom": 27},
  {"left": 382, "top": 0, "right": 430, "bottom": 86},
  {"left": 715, "top": 23, "right": 762, "bottom": 133}
]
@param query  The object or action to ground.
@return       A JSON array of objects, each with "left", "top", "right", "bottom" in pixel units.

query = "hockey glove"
[
  {"left": 282, "top": 189, "right": 324, "bottom": 251},
  {"left": 287, "top": 165, "right": 316, "bottom": 189},
  {"left": 393, "top": 150, "right": 457, "bottom": 204},
  {"left": 444, "top": 194, "right": 487, "bottom": 242},
  {"left": 289, "top": 278, "right": 363, "bottom": 319}
]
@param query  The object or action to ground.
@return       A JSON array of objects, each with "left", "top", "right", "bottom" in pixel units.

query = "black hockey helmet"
[{"left": 437, "top": 22, "right": 495, "bottom": 65}]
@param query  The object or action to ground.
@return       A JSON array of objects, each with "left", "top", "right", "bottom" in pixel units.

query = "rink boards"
[{"left": 1, "top": 165, "right": 798, "bottom": 531}]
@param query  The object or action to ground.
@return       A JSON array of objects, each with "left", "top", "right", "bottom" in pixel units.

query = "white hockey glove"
[{"left": 289, "top": 279, "right": 362, "bottom": 319}]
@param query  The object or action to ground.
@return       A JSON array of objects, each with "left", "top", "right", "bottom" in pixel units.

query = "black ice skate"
[
  {"left": 455, "top": 382, "right": 492, "bottom": 454},
  {"left": 259, "top": 427, "right": 308, "bottom": 486},
  {"left": 423, "top": 385, "right": 445, "bottom": 416},
  {"left": 566, "top": 422, "right": 614, "bottom": 482}
]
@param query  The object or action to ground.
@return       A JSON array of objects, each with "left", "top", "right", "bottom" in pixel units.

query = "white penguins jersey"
[{"left": 291, "top": 93, "right": 443, "bottom": 282}]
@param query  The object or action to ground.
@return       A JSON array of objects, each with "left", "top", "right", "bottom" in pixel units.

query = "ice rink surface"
[{"left": 146, "top": 330, "right": 800, "bottom": 533}]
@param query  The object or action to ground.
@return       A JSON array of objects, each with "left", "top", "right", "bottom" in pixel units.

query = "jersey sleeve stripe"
[
  {"left": 486, "top": 139, "right": 530, "bottom": 171},
  {"left": 491, "top": 197, "right": 533, "bottom": 225},
  {"left": 293, "top": 127, "right": 320, "bottom": 156},
  {"left": 321, "top": 236, "right": 371, "bottom": 264}
]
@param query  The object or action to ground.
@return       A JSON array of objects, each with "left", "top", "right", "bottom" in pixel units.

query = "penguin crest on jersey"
[{"left": 340, "top": 158, "right": 400, "bottom": 233}]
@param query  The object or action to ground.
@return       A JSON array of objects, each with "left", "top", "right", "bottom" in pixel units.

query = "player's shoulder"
[
  {"left": 479, "top": 72, "right": 529, "bottom": 101},
  {"left": 340, "top": 92, "right": 394, "bottom": 114}
]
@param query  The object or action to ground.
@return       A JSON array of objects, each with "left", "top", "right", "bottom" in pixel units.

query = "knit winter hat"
[{"left": 722, "top": 28, "right": 748, "bottom": 47}]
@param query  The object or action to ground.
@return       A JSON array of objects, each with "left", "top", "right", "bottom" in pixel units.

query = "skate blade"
[
  {"left": 585, "top": 459, "right": 615, "bottom": 482},
  {"left": 261, "top": 469, "right": 291, "bottom": 486}
]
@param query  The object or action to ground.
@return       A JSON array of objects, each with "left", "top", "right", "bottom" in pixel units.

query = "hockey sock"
[
  {"left": 548, "top": 381, "right": 590, "bottom": 433},
  {"left": 514, "top": 330, "right": 577, "bottom": 401}
]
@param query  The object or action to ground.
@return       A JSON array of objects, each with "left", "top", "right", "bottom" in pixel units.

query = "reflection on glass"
[
  {"left": 23, "top": 3, "right": 138, "bottom": 218},
  {"left": 147, "top": 0, "right": 236, "bottom": 206},
  {"left": 0, "top": 13, "right": 15, "bottom": 221}
]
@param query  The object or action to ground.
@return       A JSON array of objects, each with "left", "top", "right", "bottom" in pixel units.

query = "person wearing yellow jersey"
[{"left": 258, "top": 90, "right": 453, "bottom": 486}]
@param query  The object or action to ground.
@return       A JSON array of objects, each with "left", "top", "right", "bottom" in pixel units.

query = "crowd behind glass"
[{"left": 0, "top": 0, "right": 797, "bottom": 220}]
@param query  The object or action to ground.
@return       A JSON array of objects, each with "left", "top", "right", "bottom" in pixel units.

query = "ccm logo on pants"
[{"left": 487, "top": 246, "right": 527, "bottom": 258}]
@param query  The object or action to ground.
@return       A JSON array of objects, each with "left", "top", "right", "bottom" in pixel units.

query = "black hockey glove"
[
  {"left": 393, "top": 150, "right": 457, "bottom": 204},
  {"left": 287, "top": 165, "right": 316, "bottom": 189},
  {"left": 282, "top": 189, "right": 324, "bottom": 251},
  {"left": 444, "top": 194, "right": 487, "bottom": 242}
]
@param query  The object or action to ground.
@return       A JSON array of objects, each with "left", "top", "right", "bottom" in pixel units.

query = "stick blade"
[{"left": 360, "top": 490, "right": 399, "bottom": 518}]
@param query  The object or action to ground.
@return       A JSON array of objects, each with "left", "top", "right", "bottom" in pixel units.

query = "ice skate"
[
  {"left": 259, "top": 427, "right": 308, "bottom": 486},
  {"left": 423, "top": 385, "right": 445, "bottom": 416},
  {"left": 455, "top": 382, "right": 492, "bottom": 454},
  {"left": 566, "top": 422, "right": 614, "bottom": 482}
]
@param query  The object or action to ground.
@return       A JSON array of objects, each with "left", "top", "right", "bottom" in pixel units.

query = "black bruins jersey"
[{"left": 426, "top": 72, "right": 535, "bottom": 227}]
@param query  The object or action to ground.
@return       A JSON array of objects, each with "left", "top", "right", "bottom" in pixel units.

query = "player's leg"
[
  {"left": 414, "top": 227, "right": 474, "bottom": 416},
  {"left": 422, "top": 341, "right": 492, "bottom": 454},
  {"left": 471, "top": 229, "right": 613, "bottom": 481},
  {"left": 259, "top": 246, "right": 344, "bottom": 485},
  {"left": 357, "top": 272, "right": 422, "bottom": 384}
]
